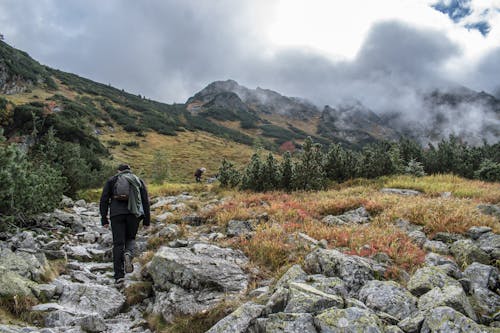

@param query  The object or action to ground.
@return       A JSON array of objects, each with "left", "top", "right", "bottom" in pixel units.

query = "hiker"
[
  {"left": 99, "top": 164, "right": 150, "bottom": 286},
  {"left": 194, "top": 167, "right": 206, "bottom": 183}
]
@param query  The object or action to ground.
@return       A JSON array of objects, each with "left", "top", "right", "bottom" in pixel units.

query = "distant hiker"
[
  {"left": 194, "top": 167, "right": 206, "bottom": 182},
  {"left": 100, "top": 164, "right": 150, "bottom": 286}
]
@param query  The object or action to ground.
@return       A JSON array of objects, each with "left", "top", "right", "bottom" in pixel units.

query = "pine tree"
[
  {"left": 405, "top": 159, "right": 426, "bottom": 177},
  {"left": 293, "top": 137, "right": 326, "bottom": 190},
  {"left": 241, "top": 153, "right": 264, "bottom": 191},
  {"left": 280, "top": 151, "right": 294, "bottom": 191},
  {"left": 218, "top": 158, "right": 241, "bottom": 188},
  {"left": 261, "top": 153, "right": 280, "bottom": 191}
]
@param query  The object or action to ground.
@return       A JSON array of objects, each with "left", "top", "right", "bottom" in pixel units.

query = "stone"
[
  {"left": 322, "top": 206, "right": 371, "bottom": 225},
  {"left": 206, "top": 302, "right": 264, "bottom": 333},
  {"left": 263, "top": 287, "right": 289, "bottom": 315},
  {"left": 385, "top": 325, "right": 405, "bottom": 333},
  {"left": 155, "top": 212, "right": 174, "bottom": 223},
  {"left": 250, "top": 312, "right": 317, "bottom": 333},
  {"left": 314, "top": 307, "right": 384, "bottom": 333},
  {"left": 304, "top": 248, "right": 376, "bottom": 294},
  {"left": 477, "top": 204, "right": 500, "bottom": 218},
  {"left": 407, "top": 266, "right": 462, "bottom": 296},
  {"left": 463, "top": 262, "right": 499, "bottom": 290},
  {"left": 274, "top": 264, "right": 307, "bottom": 290},
  {"left": 305, "top": 274, "right": 348, "bottom": 298},
  {"left": 0, "top": 247, "right": 48, "bottom": 282},
  {"left": 248, "top": 286, "right": 269, "bottom": 298},
  {"left": 423, "top": 240, "right": 450, "bottom": 255},
  {"left": 168, "top": 239, "right": 189, "bottom": 248},
  {"left": 152, "top": 286, "right": 224, "bottom": 323},
  {"left": 284, "top": 282, "right": 344, "bottom": 313},
  {"left": 421, "top": 306, "right": 491, "bottom": 333},
  {"left": 469, "top": 285, "right": 500, "bottom": 319},
  {"left": 33, "top": 284, "right": 57, "bottom": 302},
  {"left": 159, "top": 224, "right": 180, "bottom": 238},
  {"left": 380, "top": 188, "right": 421, "bottom": 196},
  {"left": 397, "top": 312, "right": 425, "bottom": 333},
  {"left": 0, "top": 267, "right": 37, "bottom": 299},
  {"left": 432, "top": 232, "right": 464, "bottom": 244},
  {"left": 476, "top": 232, "right": 500, "bottom": 258},
  {"left": 450, "top": 239, "right": 490, "bottom": 266},
  {"left": 50, "top": 210, "right": 86, "bottom": 232},
  {"left": 358, "top": 280, "right": 418, "bottom": 321},
  {"left": 467, "top": 226, "right": 493, "bottom": 240},
  {"left": 425, "top": 252, "right": 462, "bottom": 279},
  {"left": 182, "top": 214, "right": 207, "bottom": 226},
  {"left": 226, "top": 220, "right": 254, "bottom": 237},
  {"left": 394, "top": 218, "right": 424, "bottom": 233},
  {"left": 149, "top": 243, "right": 248, "bottom": 292},
  {"left": 57, "top": 281, "right": 125, "bottom": 318},
  {"left": 79, "top": 313, "right": 107, "bottom": 333},
  {"left": 418, "top": 285, "right": 477, "bottom": 321},
  {"left": 63, "top": 245, "right": 93, "bottom": 262},
  {"left": 407, "top": 230, "right": 428, "bottom": 247},
  {"left": 60, "top": 195, "right": 74, "bottom": 208},
  {"left": 10, "top": 231, "right": 39, "bottom": 250}
]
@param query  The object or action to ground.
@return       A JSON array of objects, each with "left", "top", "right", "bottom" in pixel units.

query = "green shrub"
[{"left": 474, "top": 159, "right": 500, "bottom": 182}]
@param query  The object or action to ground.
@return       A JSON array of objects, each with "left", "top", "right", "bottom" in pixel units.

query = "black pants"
[{"left": 110, "top": 214, "right": 139, "bottom": 279}]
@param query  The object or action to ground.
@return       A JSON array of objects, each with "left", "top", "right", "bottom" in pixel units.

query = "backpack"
[{"left": 113, "top": 174, "right": 130, "bottom": 201}]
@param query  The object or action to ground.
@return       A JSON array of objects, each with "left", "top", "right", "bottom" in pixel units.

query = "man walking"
[{"left": 100, "top": 164, "right": 150, "bottom": 286}]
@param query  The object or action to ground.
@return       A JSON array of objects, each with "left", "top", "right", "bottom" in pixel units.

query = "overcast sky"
[{"left": 1, "top": 0, "right": 499, "bottom": 109}]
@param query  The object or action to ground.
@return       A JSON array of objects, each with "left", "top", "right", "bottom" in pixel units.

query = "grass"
[{"left": 206, "top": 174, "right": 499, "bottom": 277}]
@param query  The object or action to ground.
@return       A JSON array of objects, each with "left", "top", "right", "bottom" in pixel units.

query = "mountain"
[{"left": 1, "top": 40, "right": 499, "bottom": 182}]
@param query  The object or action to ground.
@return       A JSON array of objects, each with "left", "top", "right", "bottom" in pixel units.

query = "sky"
[{"left": 1, "top": 0, "right": 499, "bottom": 110}]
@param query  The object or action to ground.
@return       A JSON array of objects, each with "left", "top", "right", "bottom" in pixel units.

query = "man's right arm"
[{"left": 99, "top": 179, "right": 112, "bottom": 226}]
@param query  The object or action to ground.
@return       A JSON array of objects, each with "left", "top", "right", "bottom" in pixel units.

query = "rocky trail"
[{"left": 0, "top": 191, "right": 500, "bottom": 333}]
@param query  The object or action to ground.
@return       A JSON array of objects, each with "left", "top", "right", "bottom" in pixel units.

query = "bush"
[
  {"left": 474, "top": 159, "right": 500, "bottom": 182},
  {"left": 218, "top": 159, "right": 241, "bottom": 188}
]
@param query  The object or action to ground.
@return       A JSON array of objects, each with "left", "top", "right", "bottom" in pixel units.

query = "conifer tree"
[
  {"left": 241, "top": 153, "right": 263, "bottom": 191},
  {"left": 261, "top": 153, "right": 280, "bottom": 191},
  {"left": 280, "top": 151, "right": 294, "bottom": 191},
  {"left": 293, "top": 137, "right": 326, "bottom": 190},
  {"left": 218, "top": 158, "right": 241, "bottom": 188}
]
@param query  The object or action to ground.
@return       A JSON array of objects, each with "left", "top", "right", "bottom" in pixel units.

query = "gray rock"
[
  {"left": 397, "top": 312, "right": 425, "bottom": 333},
  {"left": 152, "top": 286, "right": 224, "bottom": 323},
  {"left": 314, "top": 307, "right": 384, "bottom": 333},
  {"left": 463, "top": 262, "right": 499, "bottom": 290},
  {"left": 33, "top": 284, "right": 57, "bottom": 302},
  {"left": 57, "top": 281, "right": 125, "bottom": 318},
  {"left": 425, "top": 252, "right": 462, "bottom": 279},
  {"left": 380, "top": 188, "right": 421, "bottom": 196},
  {"left": 476, "top": 232, "right": 500, "bottom": 258},
  {"left": 250, "top": 312, "right": 317, "bottom": 333},
  {"left": 304, "top": 248, "right": 376, "bottom": 294},
  {"left": 50, "top": 210, "right": 86, "bottom": 232},
  {"left": 469, "top": 284, "right": 500, "bottom": 319},
  {"left": 358, "top": 280, "right": 418, "bottom": 321},
  {"left": 155, "top": 212, "right": 174, "bottom": 223},
  {"left": 477, "top": 204, "right": 500, "bottom": 218},
  {"left": 407, "top": 266, "right": 462, "bottom": 296},
  {"left": 263, "top": 287, "right": 289, "bottom": 315},
  {"left": 305, "top": 274, "right": 348, "bottom": 298},
  {"left": 385, "top": 325, "right": 405, "bottom": 333},
  {"left": 248, "top": 286, "right": 269, "bottom": 298},
  {"left": 418, "top": 285, "right": 477, "bottom": 321},
  {"left": 432, "top": 232, "right": 464, "bottom": 244},
  {"left": 284, "top": 282, "right": 344, "bottom": 314},
  {"left": 467, "top": 226, "right": 493, "bottom": 240},
  {"left": 227, "top": 220, "right": 254, "bottom": 237},
  {"left": 182, "top": 214, "right": 208, "bottom": 226},
  {"left": 149, "top": 243, "right": 248, "bottom": 292},
  {"left": 274, "top": 264, "right": 307, "bottom": 290},
  {"left": 423, "top": 240, "right": 450, "bottom": 255},
  {"left": 322, "top": 207, "right": 371, "bottom": 225},
  {"left": 450, "top": 239, "right": 490, "bottom": 266},
  {"left": 394, "top": 218, "right": 424, "bottom": 233},
  {"left": 79, "top": 313, "right": 107, "bottom": 333},
  {"left": 62, "top": 245, "right": 93, "bottom": 262},
  {"left": 407, "top": 230, "right": 428, "bottom": 247},
  {"left": 11, "top": 231, "right": 39, "bottom": 250},
  {"left": 159, "top": 224, "right": 181, "bottom": 238},
  {"left": 168, "top": 239, "right": 189, "bottom": 248},
  {"left": 0, "top": 267, "right": 37, "bottom": 299},
  {"left": 60, "top": 195, "right": 74, "bottom": 208},
  {"left": 421, "top": 306, "right": 491, "bottom": 333},
  {"left": 0, "top": 247, "right": 48, "bottom": 282},
  {"left": 206, "top": 302, "right": 264, "bottom": 333}
]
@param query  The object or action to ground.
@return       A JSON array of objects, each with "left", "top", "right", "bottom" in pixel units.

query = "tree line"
[{"left": 218, "top": 136, "right": 500, "bottom": 191}]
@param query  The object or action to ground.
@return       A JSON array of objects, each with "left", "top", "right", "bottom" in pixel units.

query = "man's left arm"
[{"left": 140, "top": 180, "right": 151, "bottom": 227}]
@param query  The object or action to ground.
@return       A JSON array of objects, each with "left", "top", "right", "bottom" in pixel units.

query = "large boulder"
[
  {"left": 55, "top": 280, "right": 125, "bottom": 318},
  {"left": 284, "top": 282, "right": 344, "bottom": 314},
  {"left": 358, "top": 280, "right": 418, "bottom": 321},
  {"left": 206, "top": 302, "right": 264, "bottom": 333},
  {"left": 463, "top": 262, "right": 499, "bottom": 290},
  {"left": 450, "top": 239, "right": 490, "bottom": 266},
  {"left": 418, "top": 285, "right": 477, "bottom": 321},
  {"left": 407, "top": 266, "right": 462, "bottom": 296},
  {"left": 469, "top": 284, "right": 500, "bottom": 320},
  {"left": 322, "top": 207, "right": 371, "bottom": 226},
  {"left": 0, "top": 267, "right": 38, "bottom": 299},
  {"left": 148, "top": 243, "right": 248, "bottom": 292},
  {"left": 380, "top": 188, "right": 421, "bottom": 196},
  {"left": 304, "top": 249, "right": 377, "bottom": 294},
  {"left": 476, "top": 231, "right": 500, "bottom": 260},
  {"left": 250, "top": 312, "right": 317, "bottom": 333},
  {"left": 274, "top": 264, "right": 307, "bottom": 290},
  {"left": 314, "top": 307, "right": 384, "bottom": 333},
  {"left": 424, "top": 253, "right": 462, "bottom": 279},
  {"left": 0, "top": 247, "right": 48, "bottom": 282},
  {"left": 421, "top": 306, "right": 492, "bottom": 333}
]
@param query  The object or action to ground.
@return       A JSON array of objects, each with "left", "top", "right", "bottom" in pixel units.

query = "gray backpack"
[{"left": 113, "top": 174, "right": 130, "bottom": 201}]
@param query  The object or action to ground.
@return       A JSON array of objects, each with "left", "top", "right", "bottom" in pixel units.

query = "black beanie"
[{"left": 118, "top": 164, "right": 130, "bottom": 171}]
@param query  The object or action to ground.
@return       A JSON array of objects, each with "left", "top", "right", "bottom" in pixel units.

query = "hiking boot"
[
  {"left": 124, "top": 252, "right": 134, "bottom": 273},
  {"left": 115, "top": 277, "right": 125, "bottom": 288}
]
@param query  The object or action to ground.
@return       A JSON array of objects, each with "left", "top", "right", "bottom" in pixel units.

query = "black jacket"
[{"left": 99, "top": 174, "right": 151, "bottom": 226}]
